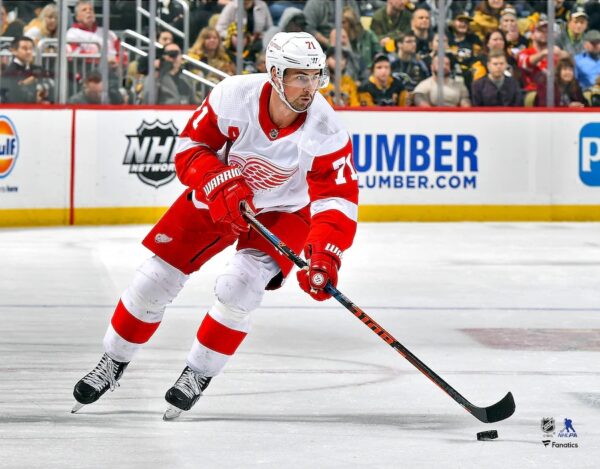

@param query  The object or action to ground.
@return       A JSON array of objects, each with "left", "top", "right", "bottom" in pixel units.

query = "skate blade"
[
  {"left": 71, "top": 402, "right": 85, "bottom": 413},
  {"left": 163, "top": 405, "right": 184, "bottom": 421}
]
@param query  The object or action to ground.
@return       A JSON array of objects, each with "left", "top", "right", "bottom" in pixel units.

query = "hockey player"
[{"left": 72, "top": 32, "right": 359, "bottom": 420}]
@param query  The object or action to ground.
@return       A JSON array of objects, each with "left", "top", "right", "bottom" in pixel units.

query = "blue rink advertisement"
[
  {"left": 351, "top": 132, "right": 479, "bottom": 191},
  {"left": 338, "top": 111, "right": 600, "bottom": 210},
  {"left": 339, "top": 111, "right": 544, "bottom": 206}
]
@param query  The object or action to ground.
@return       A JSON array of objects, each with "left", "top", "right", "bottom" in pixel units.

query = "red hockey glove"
[
  {"left": 202, "top": 166, "right": 255, "bottom": 234},
  {"left": 296, "top": 242, "right": 342, "bottom": 301}
]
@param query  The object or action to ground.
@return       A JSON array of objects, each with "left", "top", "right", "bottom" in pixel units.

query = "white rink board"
[
  {"left": 338, "top": 111, "right": 600, "bottom": 205},
  {"left": 2, "top": 107, "right": 600, "bottom": 222},
  {"left": 74, "top": 109, "right": 187, "bottom": 208},
  {"left": 0, "top": 109, "right": 72, "bottom": 209}
]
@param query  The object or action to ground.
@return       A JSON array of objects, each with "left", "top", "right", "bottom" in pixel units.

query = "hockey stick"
[{"left": 241, "top": 203, "right": 515, "bottom": 423}]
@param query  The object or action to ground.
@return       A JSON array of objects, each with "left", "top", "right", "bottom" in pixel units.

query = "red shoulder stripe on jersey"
[
  {"left": 307, "top": 138, "right": 359, "bottom": 204},
  {"left": 305, "top": 138, "right": 358, "bottom": 261},
  {"left": 175, "top": 97, "right": 229, "bottom": 189}
]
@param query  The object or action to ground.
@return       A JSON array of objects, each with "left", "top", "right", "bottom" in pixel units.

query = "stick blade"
[{"left": 469, "top": 391, "right": 515, "bottom": 423}]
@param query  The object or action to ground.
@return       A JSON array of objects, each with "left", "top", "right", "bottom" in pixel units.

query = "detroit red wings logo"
[{"left": 228, "top": 154, "right": 298, "bottom": 192}]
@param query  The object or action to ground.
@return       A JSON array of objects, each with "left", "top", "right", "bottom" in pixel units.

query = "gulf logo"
[{"left": 0, "top": 116, "right": 19, "bottom": 179}]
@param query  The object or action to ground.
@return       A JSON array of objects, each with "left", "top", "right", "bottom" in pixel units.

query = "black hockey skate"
[
  {"left": 72, "top": 353, "right": 129, "bottom": 413},
  {"left": 163, "top": 366, "right": 212, "bottom": 420}
]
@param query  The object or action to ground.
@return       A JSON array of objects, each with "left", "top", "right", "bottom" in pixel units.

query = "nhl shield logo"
[
  {"left": 541, "top": 417, "right": 555, "bottom": 435},
  {"left": 123, "top": 120, "right": 179, "bottom": 188}
]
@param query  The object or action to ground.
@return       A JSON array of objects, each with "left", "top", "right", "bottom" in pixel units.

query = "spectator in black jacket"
[
  {"left": 471, "top": 50, "right": 522, "bottom": 106},
  {"left": 3, "top": 36, "right": 52, "bottom": 103}
]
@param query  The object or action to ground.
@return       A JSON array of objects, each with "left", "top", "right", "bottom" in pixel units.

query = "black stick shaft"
[{"left": 241, "top": 204, "right": 515, "bottom": 423}]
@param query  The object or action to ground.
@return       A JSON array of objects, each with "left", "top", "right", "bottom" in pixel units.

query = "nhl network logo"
[{"left": 123, "top": 120, "right": 179, "bottom": 188}]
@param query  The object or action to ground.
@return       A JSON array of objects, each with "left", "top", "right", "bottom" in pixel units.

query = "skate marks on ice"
[
  {"left": 462, "top": 328, "right": 600, "bottom": 352},
  {"left": 569, "top": 392, "right": 600, "bottom": 410}
]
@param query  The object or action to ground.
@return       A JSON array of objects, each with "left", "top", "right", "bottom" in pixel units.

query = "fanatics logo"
[{"left": 228, "top": 154, "right": 298, "bottom": 192}]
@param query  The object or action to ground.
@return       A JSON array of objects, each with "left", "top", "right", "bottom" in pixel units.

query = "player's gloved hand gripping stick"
[{"left": 241, "top": 201, "right": 515, "bottom": 424}]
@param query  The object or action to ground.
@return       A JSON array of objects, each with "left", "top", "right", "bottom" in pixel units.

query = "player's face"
[{"left": 282, "top": 68, "right": 321, "bottom": 112}]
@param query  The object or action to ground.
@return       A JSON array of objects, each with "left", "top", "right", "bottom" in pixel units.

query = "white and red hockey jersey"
[
  {"left": 175, "top": 73, "right": 359, "bottom": 253},
  {"left": 66, "top": 23, "right": 121, "bottom": 61}
]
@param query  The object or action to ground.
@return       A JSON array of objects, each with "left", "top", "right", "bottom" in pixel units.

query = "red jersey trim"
[{"left": 258, "top": 82, "right": 307, "bottom": 141}]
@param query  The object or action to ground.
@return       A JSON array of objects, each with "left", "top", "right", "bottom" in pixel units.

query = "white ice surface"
[{"left": 0, "top": 222, "right": 599, "bottom": 468}]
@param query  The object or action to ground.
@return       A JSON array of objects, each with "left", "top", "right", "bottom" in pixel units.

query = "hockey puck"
[{"left": 476, "top": 430, "right": 498, "bottom": 441}]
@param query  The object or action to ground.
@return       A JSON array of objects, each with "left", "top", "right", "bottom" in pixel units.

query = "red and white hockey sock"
[
  {"left": 186, "top": 306, "right": 250, "bottom": 376},
  {"left": 102, "top": 256, "right": 188, "bottom": 363},
  {"left": 103, "top": 299, "right": 162, "bottom": 363}
]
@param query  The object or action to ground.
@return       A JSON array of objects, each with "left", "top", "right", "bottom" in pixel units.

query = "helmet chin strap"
[{"left": 269, "top": 75, "right": 309, "bottom": 114}]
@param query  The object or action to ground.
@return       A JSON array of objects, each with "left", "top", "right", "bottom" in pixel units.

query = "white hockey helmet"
[{"left": 265, "top": 32, "right": 329, "bottom": 112}]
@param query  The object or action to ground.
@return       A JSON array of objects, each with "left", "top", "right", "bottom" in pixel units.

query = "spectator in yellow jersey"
[
  {"left": 471, "top": 0, "right": 506, "bottom": 41},
  {"left": 320, "top": 47, "right": 360, "bottom": 107},
  {"left": 358, "top": 53, "right": 405, "bottom": 106}
]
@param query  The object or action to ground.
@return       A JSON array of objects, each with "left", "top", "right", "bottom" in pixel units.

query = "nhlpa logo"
[
  {"left": 558, "top": 418, "right": 577, "bottom": 438},
  {"left": 579, "top": 123, "right": 600, "bottom": 186},
  {"left": 123, "top": 120, "right": 179, "bottom": 188},
  {"left": 228, "top": 153, "right": 297, "bottom": 192},
  {"left": 0, "top": 116, "right": 19, "bottom": 179}
]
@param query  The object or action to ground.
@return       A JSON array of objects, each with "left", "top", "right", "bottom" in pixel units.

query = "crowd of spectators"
[{"left": 1, "top": 0, "right": 599, "bottom": 107}]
